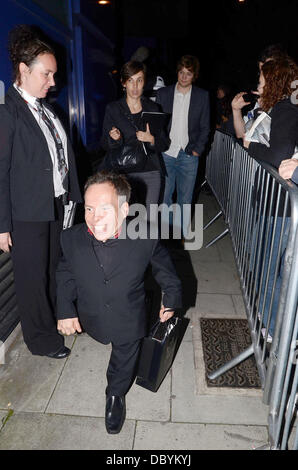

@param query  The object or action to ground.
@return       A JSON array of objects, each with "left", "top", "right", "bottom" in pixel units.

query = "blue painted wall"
[{"left": 0, "top": 0, "right": 117, "bottom": 150}]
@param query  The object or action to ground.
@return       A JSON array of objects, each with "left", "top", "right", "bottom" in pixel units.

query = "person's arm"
[
  {"left": 56, "top": 233, "right": 82, "bottom": 334},
  {"left": 231, "top": 92, "right": 247, "bottom": 139},
  {"left": 137, "top": 122, "right": 170, "bottom": 153},
  {"left": 100, "top": 104, "right": 123, "bottom": 151},
  {"left": 0, "top": 105, "right": 15, "bottom": 242},
  {"left": 150, "top": 240, "right": 182, "bottom": 320},
  {"left": 193, "top": 92, "right": 210, "bottom": 156}
]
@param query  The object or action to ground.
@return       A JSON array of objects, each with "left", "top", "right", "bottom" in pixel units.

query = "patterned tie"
[{"left": 35, "top": 98, "right": 69, "bottom": 203}]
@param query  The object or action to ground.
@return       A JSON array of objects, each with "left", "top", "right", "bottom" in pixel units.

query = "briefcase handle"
[{"left": 150, "top": 316, "right": 179, "bottom": 343}]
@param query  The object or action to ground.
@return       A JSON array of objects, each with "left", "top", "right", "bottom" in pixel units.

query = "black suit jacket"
[
  {"left": 100, "top": 96, "right": 170, "bottom": 172},
  {"left": 0, "top": 86, "right": 82, "bottom": 232},
  {"left": 156, "top": 84, "right": 210, "bottom": 156},
  {"left": 248, "top": 98, "right": 298, "bottom": 168},
  {"left": 56, "top": 222, "right": 182, "bottom": 344}
]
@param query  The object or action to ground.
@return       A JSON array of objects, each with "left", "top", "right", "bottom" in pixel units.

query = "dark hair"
[
  {"left": 120, "top": 60, "right": 147, "bottom": 85},
  {"left": 84, "top": 171, "right": 131, "bottom": 203},
  {"left": 8, "top": 25, "right": 55, "bottom": 84},
  {"left": 177, "top": 55, "right": 200, "bottom": 81},
  {"left": 258, "top": 44, "right": 287, "bottom": 64}
]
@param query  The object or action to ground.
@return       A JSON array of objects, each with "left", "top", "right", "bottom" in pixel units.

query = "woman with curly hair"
[
  {"left": 244, "top": 57, "right": 298, "bottom": 340},
  {"left": 243, "top": 56, "right": 298, "bottom": 166}
]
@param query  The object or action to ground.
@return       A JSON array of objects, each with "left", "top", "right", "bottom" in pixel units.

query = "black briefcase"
[{"left": 136, "top": 316, "right": 189, "bottom": 392}]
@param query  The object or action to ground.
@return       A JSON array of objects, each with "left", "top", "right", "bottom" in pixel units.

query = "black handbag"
[
  {"left": 136, "top": 316, "right": 189, "bottom": 392},
  {"left": 109, "top": 138, "right": 147, "bottom": 171},
  {"left": 108, "top": 110, "right": 147, "bottom": 172}
]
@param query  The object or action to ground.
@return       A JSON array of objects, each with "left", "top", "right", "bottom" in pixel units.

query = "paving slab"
[
  {"left": 126, "top": 376, "right": 171, "bottom": 422},
  {"left": 0, "top": 410, "right": 9, "bottom": 430},
  {"left": 194, "top": 293, "right": 238, "bottom": 318},
  {"left": 0, "top": 411, "right": 135, "bottom": 450},
  {"left": 232, "top": 294, "right": 247, "bottom": 317},
  {"left": 172, "top": 340, "right": 268, "bottom": 424},
  {"left": 194, "top": 260, "right": 241, "bottom": 295},
  {"left": 47, "top": 333, "right": 172, "bottom": 422},
  {"left": 134, "top": 421, "right": 268, "bottom": 450},
  {"left": 46, "top": 334, "right": 111, "bottom": 417},
  {"left": 0, "top": 346, "right": 71, "bottom": 413}
]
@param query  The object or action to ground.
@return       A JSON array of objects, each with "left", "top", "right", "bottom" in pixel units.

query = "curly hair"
[
  {"left": 260, "top": 57, "right": 298, "bottom": 112},
  {"left": 8, "top": 25, "right": 54, "bottom": 84}
]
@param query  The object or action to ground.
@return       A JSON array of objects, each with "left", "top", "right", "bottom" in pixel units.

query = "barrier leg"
[
  {"left": 208, "top": 344, "right": 254, "bottom": 380},
  {"left": 205, "top": 227, "right": 229, "bottom": 248},
  {"left": 203, "top": 210, "right": 223, "bottom": 230}
]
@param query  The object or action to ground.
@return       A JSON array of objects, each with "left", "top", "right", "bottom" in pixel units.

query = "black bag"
[
  {"left": 136, "top": 316, "right": 189, "bottom": 392},
  {"left": 109, "top": 138, "right": 147, "bottom": 171},
  {"left": 108, "top": 109, "right": 147, "bottom": 171}
]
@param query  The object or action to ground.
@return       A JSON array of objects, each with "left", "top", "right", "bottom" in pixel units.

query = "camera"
[{"left": 243, "top": 92, "right": 259, "bottom": 104}]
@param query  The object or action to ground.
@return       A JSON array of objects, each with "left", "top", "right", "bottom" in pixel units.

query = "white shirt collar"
[{"left": 14, "top": 83, "right": 39, "bottom": 108}]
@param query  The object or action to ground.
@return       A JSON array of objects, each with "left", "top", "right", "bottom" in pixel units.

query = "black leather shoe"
[
  {"left": 105, "top": 395, "right": 126, "bottom": 434},
  {"left": 46, "top": 346, "right": 71, "bottom": 359}
]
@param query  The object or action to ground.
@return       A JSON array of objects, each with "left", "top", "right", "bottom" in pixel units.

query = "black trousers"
[
  {"left": 10, "top": 198, "right": 65, "bottom": 355},
  {"left": 106, "top": 339, "right": 142, "bottom": 396},
  {"left": 126, "top": 170, "right": 161, "bottom": 207}
]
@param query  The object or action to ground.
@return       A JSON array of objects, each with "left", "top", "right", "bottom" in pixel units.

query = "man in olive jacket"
[{"left": 56, "top": 171, "right": 182, "bottom": 434}]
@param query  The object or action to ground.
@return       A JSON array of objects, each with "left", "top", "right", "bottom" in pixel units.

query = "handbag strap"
[{"left": 120, "top": 106, "right": 148, "bottom": 156}]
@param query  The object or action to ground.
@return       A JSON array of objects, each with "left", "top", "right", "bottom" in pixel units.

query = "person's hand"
[
  {"left": 279, "top": 159, "right": 298, "bottom": 180},
  {"left": 159, "top": 306, "right": 174, "bottom": 323},
  {"left": 57, "top": 318, "right": 82, "bottom": 336},
  {"left": 243, "top": 139, "right": 250, "bottom": 149},
  {"left": 109, "top": 126, "right": 121, "bottom": 141},
  {"left": 232, "top": 92, "right": 247, "bottom": 111},
  {"left": 0, "top": 232, "right": 12, "bottom": 253},
  {"left": 136, "top": 123, "right": 154, "bottom": 145},
  {"left": 192, "top": 150, "right": 200, "bottom": 157}
]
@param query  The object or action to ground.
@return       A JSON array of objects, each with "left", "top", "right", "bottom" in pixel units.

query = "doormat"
[{"left": 200, "top": 318, "right": 261, "bottom": 388}]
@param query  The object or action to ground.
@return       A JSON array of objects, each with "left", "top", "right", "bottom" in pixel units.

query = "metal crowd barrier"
[
  {"left": 203, "top": 131, "right": 233, "bottom": 245},
  {"left": 203, "top": 130, "right": 298, "bottom": 450}
]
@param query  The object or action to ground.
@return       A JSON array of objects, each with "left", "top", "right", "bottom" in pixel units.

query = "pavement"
[{"left": 0, "top": 192, "right": 270, "bottom": 451}]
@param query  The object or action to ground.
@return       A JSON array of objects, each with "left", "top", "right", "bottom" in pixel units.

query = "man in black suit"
[
  {"left": 56, "top": 171, "right": 182, "bottom": 434},
  {"left": 156, "top": 55, "right": 210, "bottom": 238}
]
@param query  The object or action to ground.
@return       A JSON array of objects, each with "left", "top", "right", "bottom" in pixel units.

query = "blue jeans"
[{"left": 161, "top": 150, "right": 199, "bottom": 237}]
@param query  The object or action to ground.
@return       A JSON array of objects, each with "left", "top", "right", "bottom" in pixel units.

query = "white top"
[
  {"left": 14, "top": 84, "right": 68, "bottom": 197},
  {"left": 166, "top": 84, "right": 191, "bottom": 158}
]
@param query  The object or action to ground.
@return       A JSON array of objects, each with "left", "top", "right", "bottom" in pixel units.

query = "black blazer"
[
  {"left": 248, "top": 98, "right": 298, "bottom": 168},
  {"left": 100, "top": 96, "right": 170, "bottom": 173},
  {"left": 156, "top": 84, "right": 210, "bottom": 156},
  {"left": 0, "top": 86, "right": 82, "bottom": 232},
  {"left": 56, "top": 222, "right": 182, "bottom": 344}
]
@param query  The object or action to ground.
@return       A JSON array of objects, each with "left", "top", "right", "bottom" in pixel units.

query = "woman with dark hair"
[
  {"left": 100, "top": 60, "right": 170, "bottom": 210},
  {"left": 0, "top": 25, "right": 81, "bottom": 357}
]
